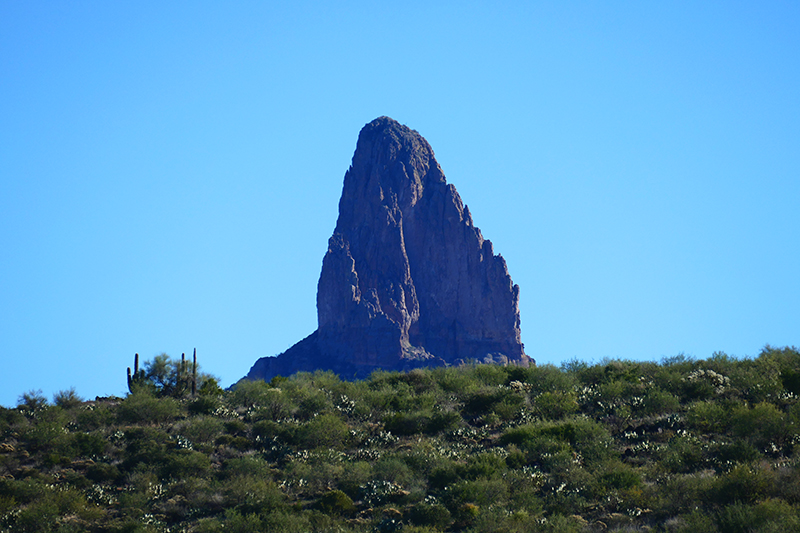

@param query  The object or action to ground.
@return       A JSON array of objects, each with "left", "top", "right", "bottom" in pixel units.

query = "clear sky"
[{"left": 2, "top": 2, "right": 798, "bottom": 407}]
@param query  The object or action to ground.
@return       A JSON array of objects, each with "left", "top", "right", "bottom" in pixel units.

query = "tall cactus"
[
  {"left": 192, "top": 348, "right": 197, "bottom": 397},
  {"left": 127, "top": 352, "right": 147, "bottom": 392},
  {"left": 172, "top": 352, "right": 189, "bottom": 396}
]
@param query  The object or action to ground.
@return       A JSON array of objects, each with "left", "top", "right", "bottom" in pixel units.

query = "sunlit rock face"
[{"left": 245, "top": 117, "right": 531, "bottom": 382}]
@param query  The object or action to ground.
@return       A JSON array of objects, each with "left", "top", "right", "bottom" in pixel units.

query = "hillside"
[{"left": 2, "top": 346, "right": 800, "bottom": 532}]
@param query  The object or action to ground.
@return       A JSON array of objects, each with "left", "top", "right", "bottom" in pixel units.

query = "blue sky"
[{"left": 2, "top": 2, "right": 798, "bottom": 406}]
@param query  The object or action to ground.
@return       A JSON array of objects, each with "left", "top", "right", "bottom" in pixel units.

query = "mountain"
[{"left": 245, "top": 117, "right": 531, "bottom": 382}]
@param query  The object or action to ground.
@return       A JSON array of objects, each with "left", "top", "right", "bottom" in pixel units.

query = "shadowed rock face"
[{"left": 245, "top": 117, "right": 531, "bottom": 381}]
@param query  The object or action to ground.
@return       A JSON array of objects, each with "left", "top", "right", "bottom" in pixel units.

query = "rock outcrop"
[{"left": 245, "top": 117, "right": 531, "bottom": 382}]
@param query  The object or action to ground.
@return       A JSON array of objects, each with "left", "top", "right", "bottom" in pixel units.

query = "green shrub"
[
  {"left": 162, "top": 449, "right": 212, "bottom": 479},
  {"left": 431, "top": 366, "right": 480, "bottom": 394},
  {"left": 464, "top": 387, "right": 525, "bottom": 420},
  {"left": 504, "top": 445, "right": 527, "bottom": 469},
  {"left": 670, "top": 509, "right": 718, "bottom": 533},
  {"left": 399, "top": 368, "right": 439, "bottom": 393},
  {"left": 298, "top": 414, "right": 349, "bottom": 449},
  {"left": 506, "top": 470, "right": 545, "bottom": 514},
  {"left": 450, "top": 502, "right": 480, "bottom": 530},
  {"left": 725, "top": 352, "right": 783, "bottom": 403},
  {"left": 17, "top": 390, "right": 48, "bottom": 415},
  {"left": 188, "top": 395, "right": 219, "bottom": 415},
  {"left": 222, "top": 456, "right": 273, "bottom": 479},
  {"left": 251, "top": 390, "right": 294, "bottom": 421},
  {"left": 338, "top": 460, "right": 373, "bottom": 498},
  {"left": 471, "top": 364, "right": 508, "bottom": 386},
  {"left": 382, "top": 410, "right": 459, "bottom": 436},
  {"left": 176, "top": 416, "right": 224, "bottom": 445},
  {"left": 316, "top": 489, "right": 356, "bottom": 516},
  {"left": 223, "top": 418, "right": 247, "bottom": 436},
  {"left": 712, "top": 464, "right": 774, "bottom": 506},
  {"left": 261, "top": 510, "right": 313, "bottom": 533},
  {"left": 426, "top": 410, "right": 461, "bottom": 433},
  {"left": 252, "top": 419, "right": 293, "bottom": 444},
  {"left": 709, "top": 439, "right": 760, "bottom": 466},
  {"left": 537, "top": 514, "right": 588, "bottom": 533},
  {"left": 17, "top": 407, "right": 69, "bottom": 453},
  {"left": 503, "top": 364, "right": 536, "bottom": 385},
  {"left": 408, "top": 502, "right": 451, "bottom": 530},
  {"left": 8, "top": 486, "right": 97, "bottom": 533},
  {"left": 198, "top": 376, "right": 224, "bottom": 397},
  {"left": 512, "top": 434, "right": 574, "bottom": 472},
  {"left": 0, "top": 494, "right": 16, "bottom": 516},
  {"left": 192, "top": 517, "right": 224, "bottom": 533},
  {"left": 716, "top": 499, "right": 800, "bottom": 533},
  {"left": 445, "top": 478, "right": 509, "bottom": 507},
  {"left": 117, "top": 392, "right": 180, "bottom": 425},
  {"left": 654, "top": 355, "right": 695, "bottom": 395},
  {"left": 653, "top": 473, "right": 717, "bottom": 518},
  {"left": 463, "top": 452, "right": 507, "bottom": 480},
  {"left": 531, "top": 363, "right": 578, "bottom": 394},
  {"left": 640, "top": 388, "right": 680, "bottom": 416},
  {"left": 215, "top": 434, "right": 252, "bottom": 450},
  {"left": 562, "top": 358, "right": 602, "bottom": 386},
  {"left": 731, "top": 402, "right": 787, "bottom": 449},
  {"left": 222, "top": 476, "right": 284, "bottom": 515},
  {"left": 279, "top": 378, "right": 331, "bottom": 420},
  {"left": 283, "top": 454, "right": 345, "bottom": 495},
  {"left": 383, "top": 412, "right": 429, "bottom": 435},
  {"left": 501, "top": 417, "right": 612, "bottom": 465},
  {"left": 222, "top": 509, "right": 264, "bottom": 533},
  {"left": 120, "top": 427, "right": 171, "bottom": 472},
  {"left": 65, "top": 431, "right": 107, "bottom": 458},
  {"left": 687, "top": 401, "right": 728, "bottom": 434},
  {"left": 228, "top": 379, "right": 275, "bottom": 408},
  {"left": 597, "top": 461, "right": 641, "bottom": 490},
  {"left": 366, "top": 380, "right": 436, "bottom": 414},
  {"left": 0, "top": 478, "right": 46, "bottom": 505},
  {"left": 75, "top": 402, "right": 113, "bottom": 431},
  {"left": 87, "top": 462, "right": 121, "bottom": 483},
  {"left": 661, "top": 435, "right": 706, "bottom": 473},
  {"left": 374, "top": 456, "right": 415, "bottom": 486},
  {"left": 429, "top": 460, "right": 461, "bottom": 490},
  {"left": 53, "top": 388, "right": 84, "bottom": 409},
  {"left": 533, "top": 391, "right": 578, "bottom": 420},
  {"left": 0, "top": 405, "right": 24, "bottom": 430},
  {"left": 12, "top": 498, "right": 61, "bottom": 533}
]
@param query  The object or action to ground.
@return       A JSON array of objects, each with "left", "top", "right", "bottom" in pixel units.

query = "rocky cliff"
[{"left": 245, "top": 117, "right": 531, "bottom": 381}]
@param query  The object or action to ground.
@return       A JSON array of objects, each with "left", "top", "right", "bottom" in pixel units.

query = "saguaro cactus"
[
  {"left": 126, "top": 353, "right": 147, "bottom": 392},
  {"left": 192, "top": 348, "right": 197, "bottom": 397}
]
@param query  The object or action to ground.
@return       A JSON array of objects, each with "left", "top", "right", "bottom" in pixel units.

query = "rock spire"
[{"left": 245, "top": 117, "right": 530, "bottom": 381}]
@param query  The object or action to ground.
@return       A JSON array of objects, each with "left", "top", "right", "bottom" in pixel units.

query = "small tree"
[
  {"left": 53, "top": 387, "right": 84, "bottom": 409},
  {"left": 128, "top": 351, "right": 217, "bottom": 398},
  {"left": 17, "top": 389, "right": 48, "bottom": 416}
]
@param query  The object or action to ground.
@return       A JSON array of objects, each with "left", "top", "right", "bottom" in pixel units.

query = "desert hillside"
[{"left": 2, "top": 346, "right": 800, "bottom": 532}]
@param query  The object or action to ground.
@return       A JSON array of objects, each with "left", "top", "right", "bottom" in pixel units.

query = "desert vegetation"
[{"left": 2, "top": 346, "right": 800, "bottom": 532}]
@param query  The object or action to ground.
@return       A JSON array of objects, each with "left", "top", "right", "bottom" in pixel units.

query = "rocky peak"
[{"left": 244, "top": 117, "right": 531, "bottom": 382}]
